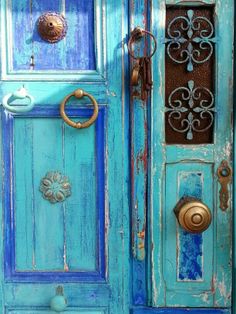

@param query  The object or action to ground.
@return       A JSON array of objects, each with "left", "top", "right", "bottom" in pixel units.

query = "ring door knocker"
[
  {"left": 128, "top": 27, "right": 157, "bottom": 101},
  {"left": 2, "top": 86, "right": 35, "bottom": 113},
  {"left": 60, "top": 89, "right": 98, "bottom": 129}
]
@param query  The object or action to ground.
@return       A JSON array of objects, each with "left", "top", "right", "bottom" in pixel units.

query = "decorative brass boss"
[
  {"left": 37, "top": 12, "right": 68, "bottom": 43},
  {"left": 174, "top": 197, "right": 212, "bottom": 233}
]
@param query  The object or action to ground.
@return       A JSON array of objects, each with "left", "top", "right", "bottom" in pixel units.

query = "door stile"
[
  {"left": 214, "top": 0, "right": 234, "bottom": 305},
  {"left": 130, "top": 0, "right": 149, "bottom": 306},
  {"left": 150, "top": 0, "right": 166, "bottom": 307},
  {"left": 106, "top": 0, "right": 130, "bottom": 313}
]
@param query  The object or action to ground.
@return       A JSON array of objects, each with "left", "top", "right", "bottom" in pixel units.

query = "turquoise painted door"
[
  {"left": 0, "top": 1, "right": 130, "bottom": 313},
  {"left": 0, "top": 0, "right": 234, "bottom": 313},
  {"left": 130, "top": 0, "right": 234, "bottom": 313}
]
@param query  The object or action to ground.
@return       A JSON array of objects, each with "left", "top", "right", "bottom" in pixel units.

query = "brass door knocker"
[
  {"left": 60, "top": 89, "right": 98, "bottom": 129},
  {"left": 128, "top": 27, "right": 157, "bottom": 101}
]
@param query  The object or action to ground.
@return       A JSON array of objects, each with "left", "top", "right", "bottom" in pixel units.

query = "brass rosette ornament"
[{"left": 37, "top": 12, "right": 68, "bottom": 43}]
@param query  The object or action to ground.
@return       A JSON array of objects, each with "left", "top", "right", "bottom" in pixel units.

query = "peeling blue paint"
[{"left": 178, "top": 172, "right": 203, "bottom": 281}]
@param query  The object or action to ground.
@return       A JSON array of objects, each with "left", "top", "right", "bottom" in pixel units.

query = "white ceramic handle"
[{"left": 2, "top": 86, "right": 35, "bottom": 113}]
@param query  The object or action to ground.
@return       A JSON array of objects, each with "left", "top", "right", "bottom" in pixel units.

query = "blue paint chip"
[{"left": 178, "top": 172, "right": 203, "bottom": 281}]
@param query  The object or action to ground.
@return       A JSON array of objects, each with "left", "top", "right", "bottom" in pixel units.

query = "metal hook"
[{"left": 128, "top": 27, "right": 157, "bottom": 60}]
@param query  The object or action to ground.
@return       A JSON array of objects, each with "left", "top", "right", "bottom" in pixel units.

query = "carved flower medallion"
[{"left": 40, "top": 171, "right": 71, "bottom": 203}]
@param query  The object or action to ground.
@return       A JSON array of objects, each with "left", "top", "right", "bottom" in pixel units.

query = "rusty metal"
[
  {"left": 217, "top": 160, "right": 232, "bottom": 211},
  {"left": 128, "top": 27, "right": 157, "bottom": 60},
  {"left": 165, "top": 7, "right": 215, "bottom": 144},
  {"left": 131, "top": 62, "right": 140, "bottom": 86},
  {"left": 60, "top": 89, "right": 98, "bottom": 129},
  {"left": 130, "top": 27, "right": 145, "bottom": 41},
  {"left": 128, "top": 27, "right": 157, "bottom": 101},
  {"left": 37, "top": 12, "right": 68, "bottom": 43},
  {"left": 130, "top": 57, "right": 154, "bottom": 101},
  {"left": 174, "top": 196, "right": 212, "bottom": 233}
]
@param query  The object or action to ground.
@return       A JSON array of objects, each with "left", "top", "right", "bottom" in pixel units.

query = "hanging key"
[
  {"left": 131, "top": 59, "right": 142, "bottom": 86},
  {"left": 140, "top": 57, "right": 147, "bottom": 101},
  {"left": 139, "top": 57, "right": 153, "bottom": 101},
  {"left": 145, "top": 57, "right": 153, "bottom": 91},
  {"left": 128, "top": 27, "right": 157, "bottom": 102}
]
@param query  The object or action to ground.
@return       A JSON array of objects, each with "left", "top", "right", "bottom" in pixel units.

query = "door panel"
[
  {"left": 130, "top": 0, "right": 233, "bottom": 312},
  {"left": 165, "top": 163, "right": 214, "bottom": 305},
  {"left": 151, "top": 0, "right": 233, "bottom": 309},
  {"left": 10, "top": 0, "right": 95, "bottom": 71},
  {"left": 0, "top": 0, "right": 234, "bottom": 312},
  {"left": 3, "top": 108, "right": 105, "bottom": 280},
  {"left": 1, "top": 0, "right": 103, "bottom": 81},
  {"left": 6, "top": 310, "right": 106, "bottom": 314},
  {"left": 0, "top": 0, "right": 130, "bottom": 313}
]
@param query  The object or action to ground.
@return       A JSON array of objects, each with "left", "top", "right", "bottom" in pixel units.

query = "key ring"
[{"left": 128, "top": 27, "right": 157, "bottom": 60}]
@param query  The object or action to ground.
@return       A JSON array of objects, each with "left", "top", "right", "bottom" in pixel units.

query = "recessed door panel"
[
  {"left": 4, "top": 109, "right": 105, "bottom": 279},
  {"left": 165, "top": 163, "right": 214, "bottom": 306},
  {"left": 8, "top": 0, "right": 95, "bottom": 71}
]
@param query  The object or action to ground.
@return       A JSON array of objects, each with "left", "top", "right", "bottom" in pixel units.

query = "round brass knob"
[
  {"left": 37, "top": 12, "right": 68, "bottom": 43},
  {"left": 174, "top": 197, "right": 212, "bottom": 233}
]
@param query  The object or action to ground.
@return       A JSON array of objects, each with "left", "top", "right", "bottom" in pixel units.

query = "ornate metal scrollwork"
[
  {"left": 40, "top": 171, "right": 71, "bottom": 204},
  {"left": 166, "top": 80, "right": 215, "bottom": 140},
  {"left": 165, "top": 10, "right": 216, "bottom": 71}
]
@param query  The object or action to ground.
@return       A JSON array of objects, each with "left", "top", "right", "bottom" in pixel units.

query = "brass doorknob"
[{"left": 174, "top": 197, "right": 212, "bottom": 233}]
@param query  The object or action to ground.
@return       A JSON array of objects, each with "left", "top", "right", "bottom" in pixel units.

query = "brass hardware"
[
  {"left": 217, "top": 160, "right": 232, "bottom": 211},
  {"left": 130, "top": 27, "right": 145, "bottom": 41},
  {"left": 131, "top": 63, "right": 140, "bottom": 86},
  {"left": 37, "top": 12, "right": 67, "bottom": 43},
  {"left": 128, "top": 27, "right": 157, "bottom": 101},
  {"left": 128, "top": 27, "right": 157, "bottom": 60},
  {"left": 39, "top": 171, "right": 71, "bottom": 204},
  {"left": 174, "top": 197, "right": 212, "bottom": 233},
  {"left": 60, "top": 89, "right": 98, "bottom": 129}
]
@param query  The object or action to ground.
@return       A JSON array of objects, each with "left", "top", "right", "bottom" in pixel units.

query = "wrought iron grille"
[{"left": 165, "top": 7, "right": 215, "bottom": 144}]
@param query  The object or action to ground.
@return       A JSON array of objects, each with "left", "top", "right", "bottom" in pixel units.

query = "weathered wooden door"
[
  {"left": 0, "top": 1, "right": 130, "bottom": 313},
  {"left": 130, "top": 0, "right": 234, "bottom": 313},
  {"left": 0, "top": 0, "right": 234, "bottom": 313}
]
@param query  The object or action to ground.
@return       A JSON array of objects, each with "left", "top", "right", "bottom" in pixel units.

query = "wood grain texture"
[
  {"left": 0, "top": 1, "right": 130, "bottom": 312},
  {"left": 133, "top": 309, "right": 230, "bottom": 314},
  {"left": 165, "top": 163, "right": 214, "bottom": 306},
  {"left": 11, "top": 0, "right": 95, "bottom": 71},
  {"left": 3, "top": 108, "right": 106, "bottom": 281},
  {"left": 1, "top": 0, "right": 104, "bottom": 81},
  {"left": 0, "top": 0, "right": 234, "bottom": 312},
  {"left": 150, "top": 0, "right": 233, "bottom": 309},
  {"left": 130, "top": 0, "right": 149, "bottom": 307}
]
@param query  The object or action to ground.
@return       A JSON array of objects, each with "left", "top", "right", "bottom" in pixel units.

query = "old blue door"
[
  {"left": 0, "top": 0, "right": 234, "bottom": 313},
  {"left": 0, "top": 0, "right": 130, "bottom": 313},
  {"left": 130, "top": 0, "right": 234, "bottom": 313}
]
